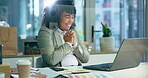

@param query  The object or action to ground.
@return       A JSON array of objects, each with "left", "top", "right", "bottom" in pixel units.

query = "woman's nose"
[
  {"left": 67, "top": 18, "right": 71, "bottom": 23},
  {"left": 69, "top": 18, "right": 72, "bottom": 22}
]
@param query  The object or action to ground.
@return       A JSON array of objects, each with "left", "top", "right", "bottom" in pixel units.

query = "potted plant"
[{"left": 100, "top": 22, "right": 115, "bottom": 52}]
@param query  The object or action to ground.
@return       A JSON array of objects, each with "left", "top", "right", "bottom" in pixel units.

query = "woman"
[{"left": 37, "top": 2, "right": 89, "bottom": 67}]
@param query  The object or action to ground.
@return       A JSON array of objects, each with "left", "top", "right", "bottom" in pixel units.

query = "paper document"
[{"left": 36, "top": 68, "right": 60, "bottom": 78}]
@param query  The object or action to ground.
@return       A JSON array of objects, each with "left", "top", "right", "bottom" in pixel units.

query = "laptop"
[{"left": 83, "top": 38, "right": 148, "bottom": 71}]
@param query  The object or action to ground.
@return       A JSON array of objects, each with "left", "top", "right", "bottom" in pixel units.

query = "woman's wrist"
[
  {"left": 72, "top": 42, "right": 78, "bottom": 48},
  {"left": 66, "top": 42, "right": 73, "bottom": 47}
]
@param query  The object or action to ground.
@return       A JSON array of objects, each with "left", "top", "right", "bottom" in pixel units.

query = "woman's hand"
[
  {"left": 72, "top": 31, "right": 76, "bottom": 46},
  {"left": 64, "top": 30, "right": 76, "bottom": 46}
]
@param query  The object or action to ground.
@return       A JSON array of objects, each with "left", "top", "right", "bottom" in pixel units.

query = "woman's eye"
[
  {"left": 71, "top": 16, "right": 74, "bottom": 19},
  {"left": 65, "top": 16, "right": 70, "bottom": 18},
  {"left": 64, "top": 15, "right": 74, "bottom": 19}
]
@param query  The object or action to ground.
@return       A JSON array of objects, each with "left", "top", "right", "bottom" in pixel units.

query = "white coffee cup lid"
[{"left": 16, "top": 60, "right": 31, "bottom": 65}]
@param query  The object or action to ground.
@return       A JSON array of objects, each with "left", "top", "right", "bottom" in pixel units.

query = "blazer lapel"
[{"left": 53, "top": 31, "right": 64, "bottom": 47}]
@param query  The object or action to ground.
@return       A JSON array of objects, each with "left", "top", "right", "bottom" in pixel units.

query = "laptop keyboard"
[
  {"left": 100, "top": 63, "right": 112, "bottom": 68},
  {"left": 83, "top": 63, "right": 113, "bottom": 71}
]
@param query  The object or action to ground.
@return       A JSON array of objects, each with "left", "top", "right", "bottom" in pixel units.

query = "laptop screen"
[{"left": 111, "top": 38, "right": 148, "bottom": 70}]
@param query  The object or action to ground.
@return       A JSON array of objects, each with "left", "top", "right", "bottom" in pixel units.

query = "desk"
[
  {"left": 3, "top": 53, "right": 41, "bottom": 68},
  {"left": 59, "top": 62, "right": 148, "bottom": 78},
  {"left": 12, "top": 62, "right": 148, "bottom": 78}
]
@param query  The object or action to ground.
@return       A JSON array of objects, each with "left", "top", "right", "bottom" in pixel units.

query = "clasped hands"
[{"left": 64, "top": 30, "right": 76, "bottom": 46}]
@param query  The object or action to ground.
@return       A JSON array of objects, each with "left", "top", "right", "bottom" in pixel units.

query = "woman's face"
[{"left": 59, "top": 11, "right": 74, "bottom": 31}]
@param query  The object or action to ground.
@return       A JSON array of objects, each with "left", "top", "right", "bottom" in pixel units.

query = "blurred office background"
[{"left": 0, "top": 0, "right": 148, "bottom": 61}]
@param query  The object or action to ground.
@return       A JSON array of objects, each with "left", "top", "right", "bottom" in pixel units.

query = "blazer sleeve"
[
  {"left": 73, "top": 30, "right": 90, "bottom": 63},
  {"left": 37, "top": 27, "right": 74, "bottom": 66}
]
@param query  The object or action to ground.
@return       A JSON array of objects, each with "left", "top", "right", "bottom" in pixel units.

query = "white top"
[{"left": 57, "top": 28, "right": 78, "bottom": 67}]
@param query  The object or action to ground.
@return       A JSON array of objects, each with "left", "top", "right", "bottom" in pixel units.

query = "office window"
[
  {"left": 0, "top": 0, "right": 84, "bottom": 52},
  {"left": 74, "top": 0, "right": 84, "bottom": 41},
  {"left": 0, "top": 0, "right": 146, "bottom": 54},
  {"left": 94, "top": 0, "right": 145, "bottom": 51}
]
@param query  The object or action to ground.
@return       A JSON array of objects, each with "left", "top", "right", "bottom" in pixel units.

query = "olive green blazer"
[{"left": 37, "top": 26, "right": 90, "bottom": 67}]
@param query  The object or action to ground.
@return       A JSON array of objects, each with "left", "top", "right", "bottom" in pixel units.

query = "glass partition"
[
  {"left": 94, "top": 0, "right": 145, "bottom": 51},
  {"left": 0, "top": 0, "right": 146, "bottom": 54},
  {"left": 0, "top": 0, "right": 84, "bottom": 52}
]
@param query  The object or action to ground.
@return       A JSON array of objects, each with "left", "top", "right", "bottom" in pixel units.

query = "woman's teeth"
[{"left": 67, "top": 24, "right": 71, "bottom": 27}]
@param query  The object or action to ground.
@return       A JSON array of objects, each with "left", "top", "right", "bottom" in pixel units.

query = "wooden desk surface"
[
  {"left": 3, "top": 53, "right": 41, "bottom": 58},
  {"left": 3, "top": 51, "right": 117, "bottom": 58},
  {"left": 11, "top": 62, "right": 148, "bottom": 78}
]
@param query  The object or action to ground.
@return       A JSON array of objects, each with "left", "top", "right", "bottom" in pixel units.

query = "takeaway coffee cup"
[{"left": 16, "top": 60, "right": 31, "bottom": 78}]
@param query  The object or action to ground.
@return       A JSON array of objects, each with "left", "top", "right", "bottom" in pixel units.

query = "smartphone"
[{"left": 50, "top": 67, "right": 65, "bottom": 71}]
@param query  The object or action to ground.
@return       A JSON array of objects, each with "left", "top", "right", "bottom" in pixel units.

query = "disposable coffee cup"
[
  {"left": 0, "top": 72, "right": 5, "bottom": 78},
  {"left": 16, "top": 60, "right": 31, "bottom": 78}
]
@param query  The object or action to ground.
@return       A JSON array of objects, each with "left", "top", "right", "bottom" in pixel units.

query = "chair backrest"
[{"left": 36, "top": 57, "right": 44, "bottom": 68}]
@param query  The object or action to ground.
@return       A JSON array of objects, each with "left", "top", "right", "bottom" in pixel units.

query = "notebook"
[{"left": 83, "top": 38, "right": 148, "bottom": 71}]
